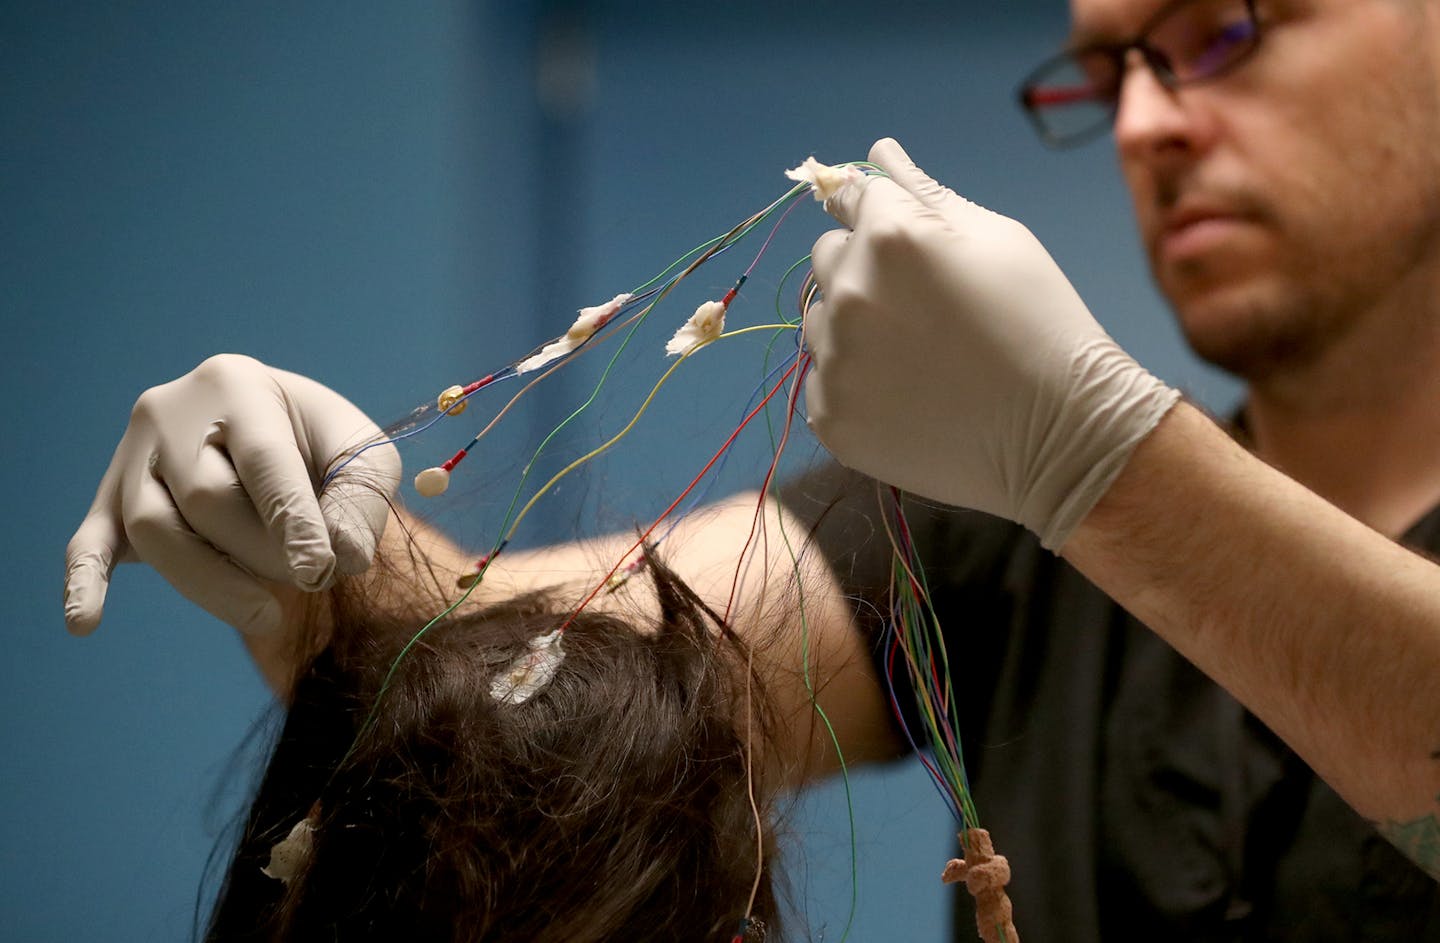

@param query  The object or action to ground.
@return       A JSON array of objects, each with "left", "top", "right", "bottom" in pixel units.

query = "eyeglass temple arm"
[{"left": 1023, "top": 85, "right": 1105, "bottom": 108}]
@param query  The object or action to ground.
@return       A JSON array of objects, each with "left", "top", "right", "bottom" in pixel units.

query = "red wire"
[
  {"left": 558, "top": 355, "right": 806, "bottom": 633},
  {"left": 889, "top": 491, "right": 951, "bottom": 716},
  {"left": 722, "top": 353, "right": 812, "bottom": 623},
  {"left": 1024, "top": 84, "right": 1099, "bottom": 107},
  {"left": 463, "top": 373, "right": 498, "bottom": 395},
  {"left": 888, "top": 631, "right": 952, "bottom": 794}
]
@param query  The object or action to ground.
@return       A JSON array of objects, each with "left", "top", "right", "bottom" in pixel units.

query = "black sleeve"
[{"left": 777, "top": 461, "right": 1027, "bottom": 759}]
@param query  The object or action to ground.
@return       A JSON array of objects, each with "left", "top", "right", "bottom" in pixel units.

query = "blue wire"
[
  {"left": 888, "top": 487, "right": 979, "bottom": 807},
  {"left": 881, "top": 616, "right": 965, "bottom": 823},
  {"left": 319, "top": 371, "right": 516, "bottom": 489}
]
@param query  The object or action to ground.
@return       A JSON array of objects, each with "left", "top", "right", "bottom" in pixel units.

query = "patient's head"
[{"left": 207, "top": 555, "right": 778, "bottom": 942}]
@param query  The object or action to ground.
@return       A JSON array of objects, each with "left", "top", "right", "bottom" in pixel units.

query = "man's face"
[{"left": 1070, "top": 0, "right": 1440, "bottom": 381}]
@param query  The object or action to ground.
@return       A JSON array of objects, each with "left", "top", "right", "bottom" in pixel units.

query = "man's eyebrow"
[{"left": 1066, "top": 1, "right": 1159, "bottom": 52}]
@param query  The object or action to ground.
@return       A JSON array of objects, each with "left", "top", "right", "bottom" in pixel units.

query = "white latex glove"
[
  {"left": 805, "top": 139, "right": 1180, "bottom": 549},
  {"left": 64, "top": 354, "right": 401, "bottom": 637}
]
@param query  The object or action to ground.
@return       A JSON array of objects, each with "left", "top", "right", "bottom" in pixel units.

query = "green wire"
[
  {"left": 487, "top": 182, "right": 815, "bottom": 548},
  {"left": 339, "top": 552, "right": 493, "bottom": 768},
  {"left": 503, "top": 324, "right": 797, "bottom": 541},
  {"left": 890, "top": 539, "right": 982, "bottom": 829},
  {"left": 774, "top": 254, "right": 813, "bottom": 327},
  {"left": 751, "top": 313, "right": 858, "bottom": 942},
  {"left": 776, "top": 501, "right": 859, "bottom": 943}
]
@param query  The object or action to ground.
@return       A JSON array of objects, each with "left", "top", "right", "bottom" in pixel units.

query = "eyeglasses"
[{"left": 1018, "top": 0, "right": 1262, "bottom": 148}]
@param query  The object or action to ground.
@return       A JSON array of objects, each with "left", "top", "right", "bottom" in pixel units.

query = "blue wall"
[{"left": 2, "top": 2, "right": 1239, "bottom": 940}]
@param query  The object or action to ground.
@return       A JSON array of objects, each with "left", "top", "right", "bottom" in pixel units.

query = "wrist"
[{"left": 1030, "top": 344, "right": 1180, "bottom": 550}]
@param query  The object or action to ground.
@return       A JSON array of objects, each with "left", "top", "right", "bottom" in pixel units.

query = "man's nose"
[{"left": 1113, "top": 49, "right": 1213, "bottom": 159}]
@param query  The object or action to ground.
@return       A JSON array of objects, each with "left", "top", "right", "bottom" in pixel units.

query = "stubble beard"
[
  {"left": 1165, "top": 207, "right": 1440, "bottom": 394},
  {"left": 1161, "top": 248, "right": 1358, "bottom": 390}
]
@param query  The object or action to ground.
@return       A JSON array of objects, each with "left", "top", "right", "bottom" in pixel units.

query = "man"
[
  {"left": 792, "top": 0, "right": 1440, "bottom": 935},
  {"left": 65, "top": 0, "right": 1440, "bottom": 939}
]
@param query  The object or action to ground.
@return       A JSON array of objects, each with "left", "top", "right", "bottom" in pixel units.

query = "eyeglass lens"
[{"left": 1021, "top": 0, "right": 1258, "bottom": 146}]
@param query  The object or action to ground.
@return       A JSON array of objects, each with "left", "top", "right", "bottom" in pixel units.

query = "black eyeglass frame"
[{"left": 1016, "top": 0, "right": 1262, "bottom": 149}]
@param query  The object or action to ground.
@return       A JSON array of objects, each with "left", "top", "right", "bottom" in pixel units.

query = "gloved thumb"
[{"left": 868, "top": 137, "right": 963, "bottom": 211}]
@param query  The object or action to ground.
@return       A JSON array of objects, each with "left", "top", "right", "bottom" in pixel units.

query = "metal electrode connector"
[{"left": 438, "top": 385, "right": 468, "bottom": 416}]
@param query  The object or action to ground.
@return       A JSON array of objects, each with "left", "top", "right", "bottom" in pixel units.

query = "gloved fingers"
[
  {"left": 318, "top": 443, "right": 399, "bottom": 575},
  {"left": 867, "top": 138, "right": 962, "bottom": 210},
  {"left": 64, "top": 499, "right": 131, "bottom": 636},
  {"left": 280, "top": 368, "right": 400, "bottom": 575},
  {"left": 156, "top": 442, "right": 297, "bottom": 585},
  {"left": 123, "top": 472, "right": 284, "bottom": 637},
  {"left": 222, "top": 412, "right": 337, "bottom": 592},
  {"left": 801, "top": 296, "right": 830, "bottom": 416},
  {"left": 822, "top": 173, "right": 921, "bottom": 238},
  {"left": 808, "top": 228, "right": 852, "bottom": 291},
  {"left": 802, "top": 360, "right": 832, "bottom": 439},
  {"left": 800, "top": 293, "right": 835, "bottom": 366},
  {"left": 821, "top": 163, "right": 893, "bottom": 230},
  {"left": 799, "top": 302, "right": 850, "bottom": 460}
]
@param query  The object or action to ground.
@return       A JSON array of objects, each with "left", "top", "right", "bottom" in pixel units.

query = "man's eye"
[
  {"left": 1078, "top": 54, "right": 1122, "bottom": 101},
  {"left": 1188, "top": 19, "right": 1258, "bottom": 74}
]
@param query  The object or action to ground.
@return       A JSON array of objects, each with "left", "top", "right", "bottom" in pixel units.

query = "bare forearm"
[
  {"left": 479, "top": 492, "right": 903, "bottom": 783},
  {"left": 1063, "top": 402, "right": 1440, "bottom": 878},
  {"left": 246, "top": 495, "right": 899, "bottom": 782}
]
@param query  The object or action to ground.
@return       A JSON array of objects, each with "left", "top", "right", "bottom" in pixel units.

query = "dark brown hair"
[{"left": 206, "top": 554, "right": 779, "bottom": 942}]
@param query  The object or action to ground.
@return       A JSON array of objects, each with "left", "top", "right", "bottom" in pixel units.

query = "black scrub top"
[{"left": 782, "top": 464, "right": 1440, "bottom": 942}]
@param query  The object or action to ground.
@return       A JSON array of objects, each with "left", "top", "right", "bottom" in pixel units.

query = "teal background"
[{"left": 2, "top": 2, "right": 1239, "bottom": 940}]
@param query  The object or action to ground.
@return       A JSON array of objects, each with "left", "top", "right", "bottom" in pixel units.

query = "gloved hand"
[
  {"left": 805, "top": 139, "right": 1179, "bottom": 550},
  {"left": 64, "top": 354, "right": 401, "bottom": 637}
]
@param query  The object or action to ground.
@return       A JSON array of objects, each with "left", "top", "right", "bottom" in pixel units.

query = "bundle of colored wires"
[
  {"left": 881, "top": 487, "right": 1019, "bottom": 942},
  {"left": 880, "top": 485, "right": 979, "bottom": 829}
]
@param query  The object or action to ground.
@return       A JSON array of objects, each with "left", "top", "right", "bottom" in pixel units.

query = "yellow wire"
[{"left": 501, "top": 323, "right": 799, "bottom": 541}]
